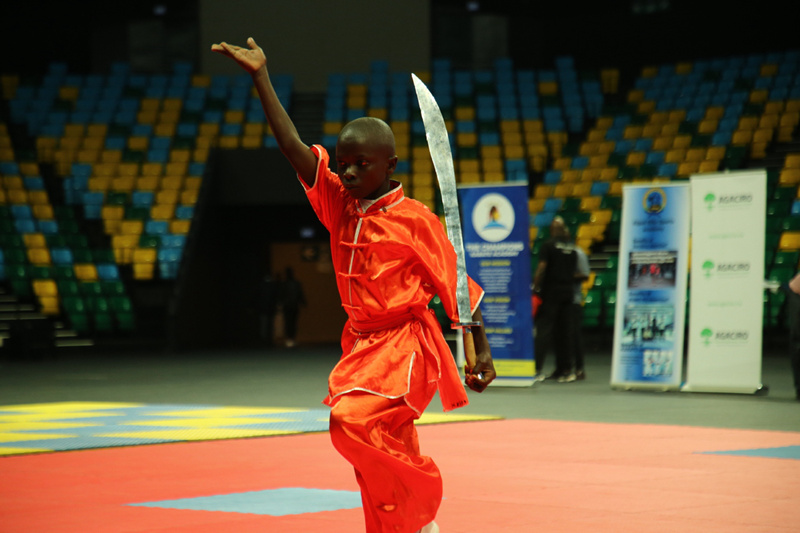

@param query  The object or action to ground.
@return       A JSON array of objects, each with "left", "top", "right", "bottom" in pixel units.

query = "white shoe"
[{"left": 418, "top": 521, "right": 439, "bottom": 533}]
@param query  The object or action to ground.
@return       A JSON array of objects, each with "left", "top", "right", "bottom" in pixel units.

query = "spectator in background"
[
  {"left": 532, "top": 216, "right": 578, "bottom": 382},
  {"left": 778, "top": 273, "right": 800, "bottom": 400},
  {"left": 571, "top": 236, "right": 591, "bottom": 381},
  {"left": 280, "top": 267, "right": 306, "bottom": 348},
  {"left": 258, "top": 271, "right": 280, "bottom": 346}
]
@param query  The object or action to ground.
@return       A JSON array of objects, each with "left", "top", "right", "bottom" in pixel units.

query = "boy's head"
[{"left": 336, "top": 117, "right": 398, "bottom": 200}]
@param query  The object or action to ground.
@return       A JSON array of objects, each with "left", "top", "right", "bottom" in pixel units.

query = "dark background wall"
[{"left": 5, "top": 1, "right": 797, "bottom": 82}]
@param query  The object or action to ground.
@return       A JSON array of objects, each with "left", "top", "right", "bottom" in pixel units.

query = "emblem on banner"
[{"left": 642, "top": 188, "right": 667, "bottom": 214}]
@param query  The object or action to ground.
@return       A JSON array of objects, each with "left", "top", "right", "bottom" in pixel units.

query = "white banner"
[
  {"left": 684, "top": 170, "right": 767, "bottom": 394},
  {"left": 610, "top": 184, "right": 690, "bottom": 391}
]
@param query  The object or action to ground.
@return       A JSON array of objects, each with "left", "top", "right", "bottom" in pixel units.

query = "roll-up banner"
[
  {"left": 683, "top": 170, "right": 766, "bottom": 394},
  {"left": 458, "top": 183, "right": 535, "bottom": 387},
  {"left": 611, "top": 183, "right": 690, "bottom": 391}
]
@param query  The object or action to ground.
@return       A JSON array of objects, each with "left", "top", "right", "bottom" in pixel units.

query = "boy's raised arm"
[{"left": 211, "top": 37, "right": 318, "bottom": 185}]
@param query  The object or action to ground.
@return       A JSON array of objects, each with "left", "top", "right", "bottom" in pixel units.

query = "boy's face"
[{"left": 335, "top": 136, "right": 398, "bottom": 200}]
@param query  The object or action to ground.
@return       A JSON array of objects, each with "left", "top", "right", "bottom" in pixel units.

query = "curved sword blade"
[{"left": 411, "top": 73, "right": 475, "bottom": 327}]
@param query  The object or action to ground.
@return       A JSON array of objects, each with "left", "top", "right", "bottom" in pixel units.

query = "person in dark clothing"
[
  {"left": 532, "top": 216, "right": 578, "bottom": 382},
  {"left": 777, "top": 273, "right": 800, "bottom": 400},
  {"left": 257, "top": 272, "right": 279, "bottom": 346},
  {"left": 280, "top": 267, "right": 306, "bottom": 347}
]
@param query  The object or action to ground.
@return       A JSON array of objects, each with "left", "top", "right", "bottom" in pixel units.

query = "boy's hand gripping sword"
[{"left": 412, "top": 74, "right": 480, "bottom": 374}]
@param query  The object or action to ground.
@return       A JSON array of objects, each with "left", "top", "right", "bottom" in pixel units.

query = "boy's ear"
[{"left": 386, "top": 155, "right": 398, "bottom": 174}]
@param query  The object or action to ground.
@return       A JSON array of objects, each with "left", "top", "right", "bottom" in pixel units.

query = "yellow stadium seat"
[
  {"left": 534, "top": 184, "right": 553, "bottom": 199},
  {"left": 553, "top": 157, "right": 572, "bottom": 171},
  {"left": 454, "top": 107, "right": 475, "bottom": 121},
  {"left": 529, "top": 198, "right": 546, "bottom": 213},
  {"left": 705, "top": 146, "right": 726, "bottom": 161},
  {"left": 785, "top": 153, "right": 800, "bottom": 169},
  {"left": 88, "top": 176, "right": 111, "bottom": 192},
  {"left": 778, "top": 169, "right": 800, "bottom": 186},
  {"left": 151, "top": 204, "right": 175, "bottom": 221},
  {"left": 599, "top": 167, "right": 618, "bottom": 181},
  {"left": 112, "top": 234, "right": 139, "bottom": 264},
  {"left": 23, "top": 233, "right": 46, "bottom": 248},
  {"left": 412, "top": 158, "right": 433, "bottom": 173},
  {"left": 128, "top": 136, "right": 149, "bottom": 151},
  {"left": 672, "top": 135, "right": 692, "bottom": 149},
  {"left": 170, "top": 219, "right": 191, "bottom": 234},
  {"left": 637, "top": 101, "right": 656, "bottom": 115},
  {"left": 29, "top": 190, "right": 50, "bottom": 205},
  {"left": 33, "top": 278, "right": 58, "bottom": 299},
  {"left": 749, "top": 89, "right": 768, "bottom": 103},
  {"left": 74, "top": 263, "right": 98, "bottom": 281},
  {"left": 111, "top": 176, "right": 136, "bottom": 193},
  {"left": 483, "top": 158, "right": 503, "bottom": 173},
  {"left": 459, "top": 159, "right": 480, "bottom": 173},
  {"left": 571, "top": 182, "right": 592, "bottom": 197},
  {"left": 738, "top": 116, "right": 758, "bottom": 130},
  {"left": 697, "top": 119, "right": 718, "bottom": 134},
  {"left": 100, "top": 149, "right": 122, "bottom": 164},
  {"left": 553, "top": 183, "right": 572, "bottom": 197},
  {"left": 119, "top": 220, "right": 144, "bottom": 235},
  {"left": 2, "top": 175, "right": 23, "bottom": 189},
  {"left": 456, "top": 132, "right": 478, "bottom": 146},
  {"left": 180, "top": 190, "right": 199, "bottom": 205},
  {"left": 779, "top": 232, "right": 800, "bottom": 250},
  {"left": 166, "top": 162, "right": 188, "bottom": 176},
  {"left": 481, "top": 145, "right": 503, "bottom": 159},
  {"left": 504, "top": 145, "right": 526, "bottom": 160},
  {"left": 484, "top": 171, "right": 504, "bottom": 182},
  {"left": 580, "top": 196, "right": 602, "bottom": 211},
  {"left": 561, "top": 169, "right": 580, "bottom": 183},
  {"left": 731, "top": 130, "right": 753, "bottom": 145},
  {"left": 154, "top": 123, "right": 176, "bottom": 137},
  {"left": 677, "top": 161, "right": 700, "bottom": 177},
  {"left": 581, "top": 168, "right": 602, "bottom": 182},
  {"left": 685, "top": 148, "right": 706, "bottom": 162},
  {"left": 135, "top": 176, "right": 159, "bottom": 191},
  {"left": 625, "top": 151, "right": 646, "bottom": 167},
  {"left": 137, "top": 110, "right": 158, "bottom": 124},
  {"left": 698, "top": 160, "right": 720, "bottom": 174},
  {"left": 590, "top": 209, "right": 613, "bottom": 224},
  {"left": 664, "top": 149, "right": 685, "bottom": 164},
  {"left": 623, "top": 125, "right": 643, "bottom": 139},
  {"left": 219, "top": 136, "right": 240, "bottom": 149},
  {"left": 652, "top": 136, "right": 674, "bottom": 151},
  {"left": 101, "top": 205, "right": 124, "bottom": 220},
  {"left": 241, "top": 136, "right": 261, "bottom": 149}
]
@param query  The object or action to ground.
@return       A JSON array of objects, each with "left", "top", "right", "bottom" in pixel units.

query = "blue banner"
[
  {"left": 610, "top": 183, "right": 690, "bottom": 390},
  {"left": 459, "top": 183, "right": 535, "bottom": 386}
]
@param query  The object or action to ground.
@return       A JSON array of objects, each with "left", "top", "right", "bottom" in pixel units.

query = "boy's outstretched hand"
[{"left": 211, "top": 37, "right": 266, "bottom": 74}]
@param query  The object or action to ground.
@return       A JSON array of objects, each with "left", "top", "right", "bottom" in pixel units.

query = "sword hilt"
[{"left": 453, "top": 322, "right": 480, "bottom": 372}]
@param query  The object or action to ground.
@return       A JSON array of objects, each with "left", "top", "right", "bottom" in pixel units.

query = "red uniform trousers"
[{"left": 329, "top": 389, "right": 441, "bottom": 533}]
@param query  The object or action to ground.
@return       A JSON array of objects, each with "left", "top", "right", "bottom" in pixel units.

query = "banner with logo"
[
  {"left": 458, "top": 183, "right": 535, "bottom": 386},
  {"left": 610, "top": 183, "right": 690, "bottom": 391},
  {"left": 683, "top": 170, "right": 766, "bottom": 394}
]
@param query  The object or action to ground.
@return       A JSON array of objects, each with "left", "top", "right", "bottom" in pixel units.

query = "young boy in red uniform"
[{"left": 212, "top": 37, "right": 496, "bottom": 533}]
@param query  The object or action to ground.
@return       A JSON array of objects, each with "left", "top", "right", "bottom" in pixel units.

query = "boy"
[{"left": 212, "top": 37, "right": 496, "bottom": 533}]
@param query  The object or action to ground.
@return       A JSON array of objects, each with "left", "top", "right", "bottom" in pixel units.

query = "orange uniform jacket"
[{"left": 301, "top": 145, "right": 483, "bottom": 414}]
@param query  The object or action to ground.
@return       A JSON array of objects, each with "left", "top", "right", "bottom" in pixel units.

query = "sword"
[{"left": 411, "top": 73, "right": 480, "bottom": 373}]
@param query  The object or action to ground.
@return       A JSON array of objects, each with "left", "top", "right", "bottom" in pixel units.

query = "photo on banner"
[
  {"left": 458, "top": 183, "right": 534, "bottom": 386},
  {"left": 611, "top": 184, "right": 690, "bottom": 391}
]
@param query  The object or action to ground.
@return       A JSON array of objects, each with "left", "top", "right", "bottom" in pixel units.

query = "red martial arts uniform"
[{"left": 300, "top": 145, "right": 483, "bottom": 532}]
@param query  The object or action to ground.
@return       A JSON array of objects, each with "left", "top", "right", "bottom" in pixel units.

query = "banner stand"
[
  {"left": 682, "top": 170, "right": 767, "bottom": 395},
  {"left": 610, "top": 183, "right": 691, "bottom": 392},
  {"left": 458, "top": 182, "right": 535, "bottom": 387}
]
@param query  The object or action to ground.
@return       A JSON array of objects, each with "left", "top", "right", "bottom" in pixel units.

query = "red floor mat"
[{"left": 2, "top": 419, "right": 799, "bottom": 532}]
